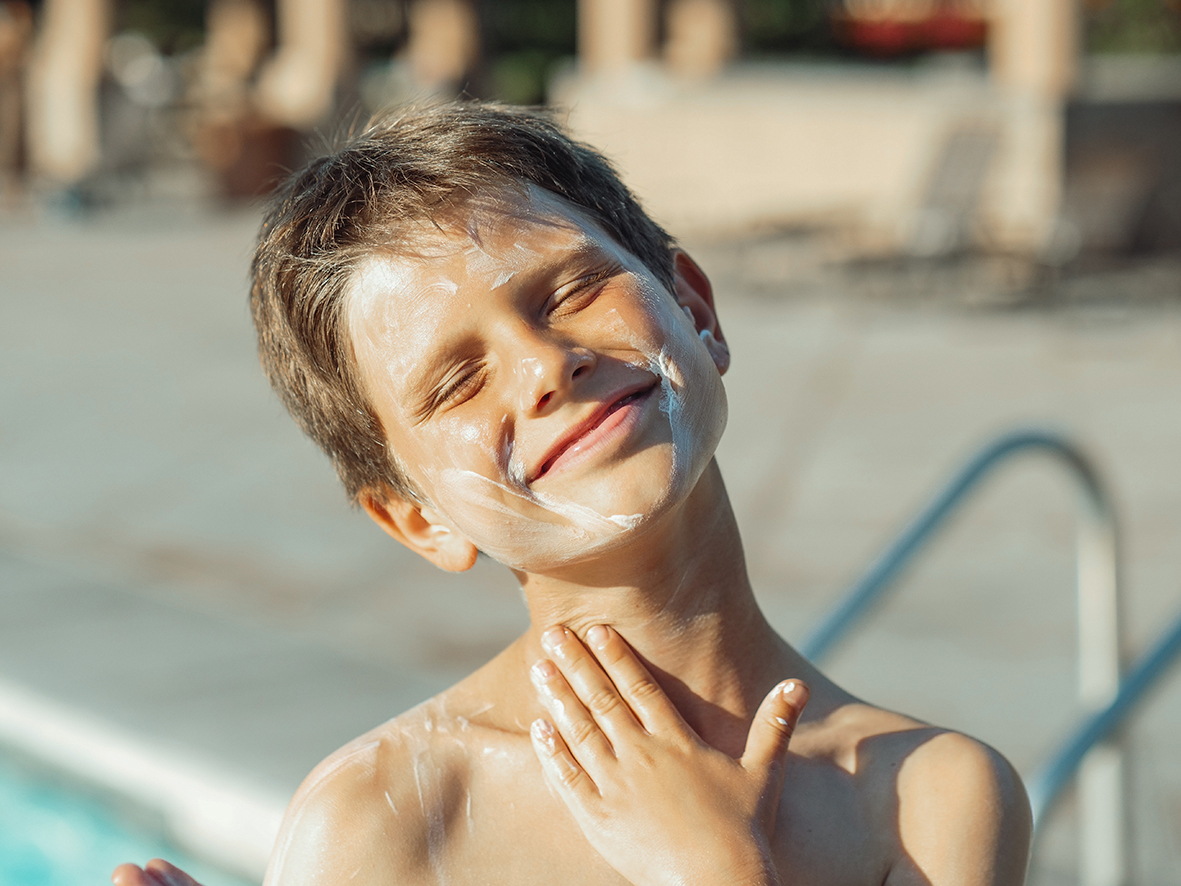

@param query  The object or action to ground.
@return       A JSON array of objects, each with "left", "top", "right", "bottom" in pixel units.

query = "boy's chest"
[
  {"left": 434, "top": 752, "right": 892, "bottom": 886},
  {"left": 437, "top": 750, "right": 628, "bottom": 885}
]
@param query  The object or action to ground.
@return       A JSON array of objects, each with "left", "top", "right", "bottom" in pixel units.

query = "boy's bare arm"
[
  {"left": 261, "top": 731, "right": 439, "bottom": 886},
  {"left": 113, "top": 717, "right": 459, "bottom": 886},
  {"left": 887, "top": 732, "right": 1032, "bottom": 886},
  {"left": 114, "top": 769, "right": 434, "bottom": 886}
]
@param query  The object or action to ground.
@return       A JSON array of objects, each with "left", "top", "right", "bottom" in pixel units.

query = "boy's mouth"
[{"left": 531, "top": 381, "right": 658, "bottom": 482}]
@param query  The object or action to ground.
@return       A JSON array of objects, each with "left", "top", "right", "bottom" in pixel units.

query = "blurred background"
[{"left": 0, "top": 1, "right": 1179, "bottom": 885}]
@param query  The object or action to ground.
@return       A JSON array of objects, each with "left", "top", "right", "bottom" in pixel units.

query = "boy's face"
[{"left": 346, "top": 186, "right": 728, "bottom": 573}]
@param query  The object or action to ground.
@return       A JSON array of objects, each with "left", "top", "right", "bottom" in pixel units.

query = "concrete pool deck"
[{"left": 1, "top": 205, "right": 1180, "bottom": 883}]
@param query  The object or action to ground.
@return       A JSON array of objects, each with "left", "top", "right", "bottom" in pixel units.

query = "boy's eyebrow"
[{"left": 554, "top": 233, "right": 609, "bottom": 265}]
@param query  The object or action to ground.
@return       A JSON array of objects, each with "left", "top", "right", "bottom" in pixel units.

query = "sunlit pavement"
[{"left": 1, "top": 205, "right": 1179, "bottom": 884}]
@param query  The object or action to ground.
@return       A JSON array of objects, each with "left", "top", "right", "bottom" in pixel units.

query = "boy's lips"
[{"left": 531, "top": 381, "right": 659, "bottom": 482}]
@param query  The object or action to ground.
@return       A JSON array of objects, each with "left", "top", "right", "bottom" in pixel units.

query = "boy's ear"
[
  {"left": 671, "top": 249, "right": 729, "bottom": 375},
  {"left": 360, "top": 489, "right": 479, "bottom": 573}
]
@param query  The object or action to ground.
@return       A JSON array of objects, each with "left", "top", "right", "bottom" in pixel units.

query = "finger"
[
  {"left": 111, "top": 861, "right": 197, "bottom": 886},
  {"left": 111, "top": 865, "right": 162, "bottom": 886},
  {"left": 540, "top": 626, "right": 642, "bottom": 744},
  {"left": 740, "top": 679, "right": 809, "bottom": 777},
  {"left": 158, "top": 860, "right": 207, "bottom": 886},
  {"left": 531, "top": 657, "right": 616, "bottom": 778},
  {"left": 531, "top": 718, "right": 600, "bottom": 812},
  {"left": 583, "top": 624, "right": 690, "bottom": 737}
]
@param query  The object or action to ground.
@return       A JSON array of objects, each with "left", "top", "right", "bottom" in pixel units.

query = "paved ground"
[{"left": 1, "top": 202, "right": 1179, "bottom": 883}]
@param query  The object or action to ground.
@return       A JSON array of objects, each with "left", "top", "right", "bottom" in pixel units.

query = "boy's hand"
[
  {"left": 529, "top": 625, "right": 808, "bottom": 886},
  {"left": 112, "top": 859, "right": 206, "bottom": 886}
]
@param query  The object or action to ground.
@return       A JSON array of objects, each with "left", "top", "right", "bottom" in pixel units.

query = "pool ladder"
[{"left": 799, "top": 429, "right": 1181, "bottom": 886}]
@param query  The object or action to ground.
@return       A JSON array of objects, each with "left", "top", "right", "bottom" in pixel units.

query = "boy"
[{"left": 115, "top": 101, "right": 1031, "bottom": 886}]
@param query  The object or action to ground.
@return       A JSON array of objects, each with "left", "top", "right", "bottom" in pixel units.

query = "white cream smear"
[
  {"left": 264, "top": 701, "right": 504, "bottom": 886},
  {"left": 345, "top": 190, "right": 727, "bottom": 574}
]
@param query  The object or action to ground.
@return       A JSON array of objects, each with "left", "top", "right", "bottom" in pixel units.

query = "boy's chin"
[
  {"left": 543, "top": 445, "right": 693, "bottom": 519},
  {"left": 500, "top": 453, "right": 711, "bottom": 573},
  {"left": 431, "top": 436, "right": 719, "bottom": 574}
]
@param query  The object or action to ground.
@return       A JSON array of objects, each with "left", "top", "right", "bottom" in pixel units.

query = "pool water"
[{"left": 0, "top": 753, "right": 254, "bottom": 886}]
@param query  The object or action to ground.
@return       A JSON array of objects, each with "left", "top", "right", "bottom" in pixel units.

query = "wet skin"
[{"left": 116, "top": 188, "right": 1032, "bottom": 886}]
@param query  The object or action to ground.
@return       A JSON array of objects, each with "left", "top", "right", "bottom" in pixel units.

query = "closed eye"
[
  {"left": 548, "top": 266, "right": 618, "bottom": 317},
  {"left": 436, "top": 365, "right": 486, "bottom": 408}
]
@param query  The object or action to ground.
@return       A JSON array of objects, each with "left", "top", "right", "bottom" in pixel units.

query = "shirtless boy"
[{"left": 115, "top": 101, "right": 1031, "bottom": 886}]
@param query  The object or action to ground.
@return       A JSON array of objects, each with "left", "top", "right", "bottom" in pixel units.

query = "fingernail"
[
  {"left": 541, "top": 626, "right": 566, "bottom": 652},
  {"left": 531, "top": 659, "right": 556, "bottom": 684},
  {"left": 586, "top": 624, "right": 609, "bottom": 649},
  {"left": 531, "top": 718, "right": 555, "bottom": 753},
  {"left": 778, "top": 680, "right": 808, "bottom": 705}
]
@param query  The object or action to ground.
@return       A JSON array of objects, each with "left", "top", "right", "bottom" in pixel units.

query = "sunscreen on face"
[{"left": 347, "top": 188, "right": 727, "bottom": 573}]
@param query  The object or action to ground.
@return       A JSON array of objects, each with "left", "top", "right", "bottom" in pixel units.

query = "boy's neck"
[{"left": 511, "top": 461, "right": 809, "bottom": 755}]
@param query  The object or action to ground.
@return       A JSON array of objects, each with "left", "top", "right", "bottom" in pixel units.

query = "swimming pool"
[{"left": 0, "top": 752, "right": 253, "bottom": 886}]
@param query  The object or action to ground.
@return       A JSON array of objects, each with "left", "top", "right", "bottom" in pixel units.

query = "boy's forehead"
[
  {"left": 351, "top": 185, "right": 626, "bottom": 303},
  {"left": 427, "top": 184, "right": 606, "bottom": 256}
]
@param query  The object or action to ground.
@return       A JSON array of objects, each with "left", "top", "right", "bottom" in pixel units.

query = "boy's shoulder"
[
  {"left": 262, "top": 685, "right": 496, "bottom": 886},
  {"left": 887, "top": 724, "right": 1031, "bottom": 885},
  {"left": 815, "top": 699, "right": 1017, "bottom": 780},
  {"left": 803, "top": 700, "right": 1031, "bottom": 885}
]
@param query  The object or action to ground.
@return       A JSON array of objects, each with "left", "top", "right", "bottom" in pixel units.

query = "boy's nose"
[{"left": 517, "top": 343, "right": 595, "bottom": 414}]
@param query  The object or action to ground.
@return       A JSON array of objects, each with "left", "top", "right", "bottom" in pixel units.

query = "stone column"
[
  {"left": 25, "top": 0, "right": 110, "bottom": 185},
  {"left": 990, "top": 0, "right": 1078, "bottom": 100},
  {"left": 0, "top": 1, "right": 33, "bottom": 199},
  {"left": 664, "top": 0, "right": 738, "bottom": 78},
  {"left": 984, "top": 0, "right": 1079, "bottom": 252},
  {"left": 189, "top": 0, "right": 276, "bottom": 196},
  {"left": 406, "top": 0, "right": 479, "bottom": 91},
  {"left": 578, "top": 0, "right": 657, "bottom": 74},
  {"left": 198, "top": 0, "right": 270, "bottom": 117},
  {"left": 255, "top": 0, "right": 347, "bottom": 128}
]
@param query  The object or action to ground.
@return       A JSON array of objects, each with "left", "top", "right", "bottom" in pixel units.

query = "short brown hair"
[{"left": 250, "top": 100, "right": 676, "bottom": 503}]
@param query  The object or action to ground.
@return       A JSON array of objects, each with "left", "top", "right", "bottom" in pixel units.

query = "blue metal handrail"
[
  {"left": 1028, "top": 604, "right": 1181, "bottom": 828},
  {"left": 800, "top": 428, "right": 1111, "bottom": 662},
  {"left": 798, "top": 427, "right": 1129, "bottom": 885}
]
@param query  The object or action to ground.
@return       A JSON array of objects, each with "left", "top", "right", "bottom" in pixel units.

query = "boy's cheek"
[
  {"left": 423, "top": 412, "right": 510, "bottom": 472},
  {"left": 595, "top": 301, "right": 672, "bottom": 365},
  {"left": 401, "top": 416, "right": 517, "bottom": 516}
]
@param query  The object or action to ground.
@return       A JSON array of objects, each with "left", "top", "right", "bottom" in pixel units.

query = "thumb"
[{"left": 740, "top": 679, "right": 809, "bottom": 777}]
